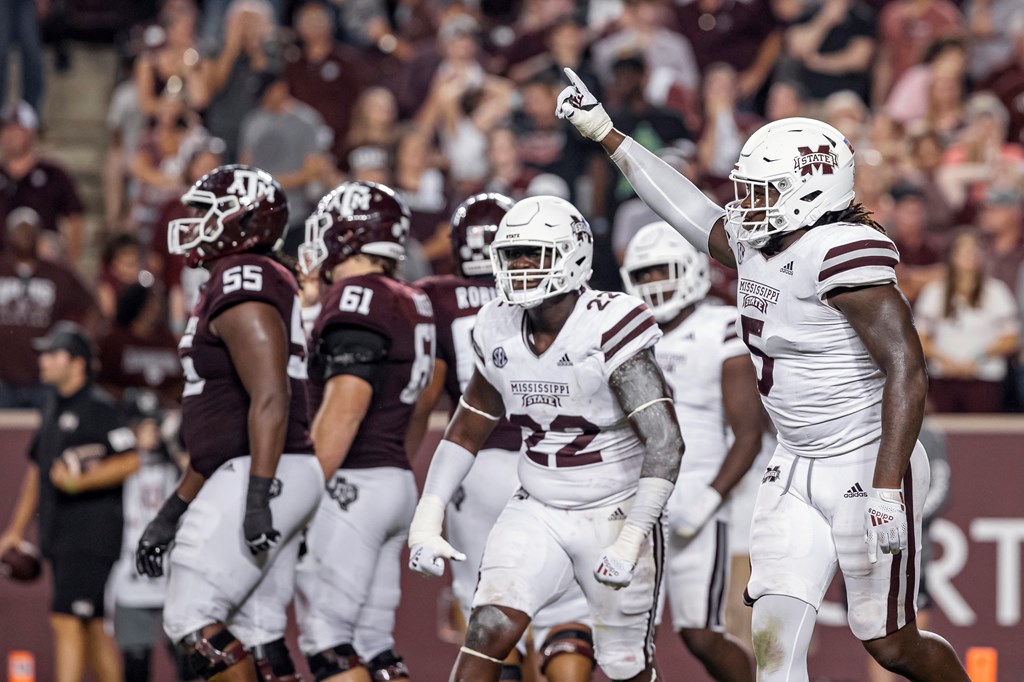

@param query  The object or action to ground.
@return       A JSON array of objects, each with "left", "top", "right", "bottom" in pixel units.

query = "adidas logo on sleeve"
[{"left": 844, "top": 483, "right": 868, "bottom": 498}]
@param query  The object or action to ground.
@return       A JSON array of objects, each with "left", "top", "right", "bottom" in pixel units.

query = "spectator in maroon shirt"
[
  {"left": 97, "top": 234, "right": 144, "bottom": 322},
  {"left": 0, "top": 101, "right": 85, "bottom": 266},
  {"left": 0, "top": 207, "right": 97, "bottom": 408},
  {"left": 98, "top": 281, "right": 183, "bottom": 408},
  {"left": 978, "top": 184, "right": 1024, "bottom": 290},
  {"left": 978, "top": 36, "right": 1024, "bottom": 145},
  {"left": 873, "top": 0, "right": 963, "bottom": 107},
  {"left": 889, "top": 182, "right": 945, "bottom": 303},
  {"left": 286, "top": 1, "right": 369, "bottom": 166},
  {"left": 673, "top": 0, "right": 782, "bottom": 105}
]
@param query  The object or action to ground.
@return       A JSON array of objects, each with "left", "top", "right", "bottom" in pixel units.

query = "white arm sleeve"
[
  {"left": 422, "top": 439, "right": 476, "bottom": 504},
  {"left": 610, "top": 136, "right": 725, "bottom": 255}
]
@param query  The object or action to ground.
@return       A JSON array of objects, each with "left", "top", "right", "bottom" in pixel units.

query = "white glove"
[
  {"left": 864, "top": 488, "right": 908, "bottom": 564},
  {"left": 408, "top": 495, "right": 466, "bottom": 578},
  {"left": 668, "top": 486, "right": 722, "bottom": 538},
  {"left": 556, "top": 67, "right": 614, "bottom": 142},
  {"left": 594, "top": 524, "right": 646, "bottom": 589},
  {"left": 409, "top": 537, "right": 466, "bottom": 578}
]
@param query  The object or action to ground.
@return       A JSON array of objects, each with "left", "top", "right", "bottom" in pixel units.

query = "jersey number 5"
[{"left": 740, "top": 315, "right": 774, "bottom": 396}]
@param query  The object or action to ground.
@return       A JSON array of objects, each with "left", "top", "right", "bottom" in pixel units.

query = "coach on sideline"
[{"left": 0, "top": 322, "right": 139, "bottom": 682}]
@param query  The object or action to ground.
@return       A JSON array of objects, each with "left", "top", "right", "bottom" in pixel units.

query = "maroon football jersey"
[
  {"left": 416, "top": 274, "right": 522, "bottom": 452},
  {"left": 310, "top": 273, "right": 435, "bottom": 470},
  {"left": 178, "top": 253, "right": 313, "bottom": 477}
]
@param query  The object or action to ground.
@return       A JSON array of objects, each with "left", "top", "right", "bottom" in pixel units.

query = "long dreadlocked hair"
[{"left": 815, "top": 202, "right": 886, "bottom": 234}]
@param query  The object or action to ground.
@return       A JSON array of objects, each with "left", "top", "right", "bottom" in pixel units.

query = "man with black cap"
[{"left": 0, "top": 322, "right": 139, "bottom": 682}]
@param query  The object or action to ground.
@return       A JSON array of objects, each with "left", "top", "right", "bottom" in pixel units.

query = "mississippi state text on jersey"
[
  {"left": 309, "top": 273, "right": 435, "bottom": 470},
  {"left": 178, "top": 253, "right": 313, "bottom": 477},
  {"left": 417, "top": 274, "right": 521, "bottom": 452},
  {"left": 724, "top": 221, "right": 899, "bottom": 457},
  {"left": 472, "top": 289, "right": 662, "bottom": 508}
]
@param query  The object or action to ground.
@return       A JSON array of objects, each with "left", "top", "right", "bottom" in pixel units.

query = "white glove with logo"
[
  {"left": 555, "top": 67, "right": 614, "bottom": 142},
  {"left": 594, "top": 524, "right": 645, "bottom": 589},
  {"left": 668, "top": 486, "right": 722, "bottom": 538},
  {"left": 864, "top": 488, "right": 908, "bottom": 564},
  {"left": 408, "top": 495, "right": 466, "bottom": 578}
]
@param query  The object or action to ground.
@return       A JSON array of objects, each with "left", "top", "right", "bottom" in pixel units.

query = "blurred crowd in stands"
[{"left": 1, "top": 0, "right": 1024, "bottom": 414}]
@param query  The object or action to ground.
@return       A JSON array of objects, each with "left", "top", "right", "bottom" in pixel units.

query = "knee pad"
[
  {"left": 180, "top": 626, "right": 250, "bottom": 680},
  {"left": 252, "top": 638, "right": 302, "bottom": 682},
  {"left": 367, "top": 649, "right": 409, "bottom": 681},
  {"left": 540, "top": 627, "right": 596, "bottom": 675},
  {"left": 307, "top": 644, "right": 364, "bottom": 682}
]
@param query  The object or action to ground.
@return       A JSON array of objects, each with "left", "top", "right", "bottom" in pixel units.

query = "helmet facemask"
[
  {"left": 168, "top": 189, "right": 242, "bottom": 257},
  {"left": 492, "top": 238, "right": 577, "bottom": 309},
  {"left": 297, "top": 212, "right": 332, "bottom": 277},
  {"left": 725, "top": 173, "right": 795, "bottom": 250}
]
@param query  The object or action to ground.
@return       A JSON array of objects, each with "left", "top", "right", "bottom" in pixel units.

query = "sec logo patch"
[{"left": 492, "top": 347, "right": 508, "bottom": 368}]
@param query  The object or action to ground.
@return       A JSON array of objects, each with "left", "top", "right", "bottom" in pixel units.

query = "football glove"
[
  {"left": 864, "top": 488, "right": 908, "bottom": 564},
  {"left": 669, "top": 486, "right": 722, "bottom": 538},
  {"left": 244, "top": 476, "right": 281, "bottom": 556},
  {"left": 555, "top": 67, "right": 614, "bottom": 142},
  {"left": 408, "top": 495, "right": 465, "bottom": 577},
  {"left": 136, "top": 494, "right": 189, "bottom": 577}
]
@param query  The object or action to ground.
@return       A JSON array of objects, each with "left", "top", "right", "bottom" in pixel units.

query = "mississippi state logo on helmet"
[
  {"left": 168, "top": 164, "right": 288, "bottom": 267},
  {"left": 450, "top": 192, "right": 514, "bottom": 278},
  {"left": 299, "top": 181, "right": 410, "bottom": 279},
  {"left": 726, "top": 117, "right": 855, "bottom": 249}
]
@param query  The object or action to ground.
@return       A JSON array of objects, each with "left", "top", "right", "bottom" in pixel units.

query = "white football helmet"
[
  {"left": 621, "top": 221, "right": 710, "bottom": 322},
  {"left": 491, "top": 195, "right": 594, "bottom": 308},
  {"left": 726, "top": 117, "right": 855, "bottom": 249}
]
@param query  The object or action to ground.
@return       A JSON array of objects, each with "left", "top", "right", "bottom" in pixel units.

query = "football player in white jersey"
[
  {"left": 558, "top": 71, "right": 969, "bottom": 681},
  {"left": 621, "top": 221, "right": 761, "bottom": 682},
  {"left": 411, "top": 193, "right": 596, "bottom": 682},
  {"left": 406, "top": 195, "right": 685, "bottom": 682}
]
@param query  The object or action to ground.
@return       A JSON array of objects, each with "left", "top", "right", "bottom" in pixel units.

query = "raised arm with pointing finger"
[{"left": 556, "top": 67, "right": 733, "bottom": 265}]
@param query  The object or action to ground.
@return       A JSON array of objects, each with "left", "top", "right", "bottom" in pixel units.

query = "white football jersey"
[
  {"left": 472, "top": 289, "right": 662, "bottom": 509},
  {"left": 110, "top": 452, "right": 180, "bottom": 607},
  {"left": 658, "top": 304, "right": 748, "bottom": 473},
  {"left": 723, "top": 221, "right": 899, "bottom": 458}
]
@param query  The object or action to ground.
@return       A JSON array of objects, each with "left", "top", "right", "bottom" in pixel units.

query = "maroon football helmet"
[
  {"left": 298, "top": 181, "right": 410, "bottom": 279},
  {"left": 450, "top": 193, "right": 514, "bottom": 277},
  {"left": 168, "top": 164, "right": 288, "bottom": 268}
]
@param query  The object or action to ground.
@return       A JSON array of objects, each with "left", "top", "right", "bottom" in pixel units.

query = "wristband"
[
  {"left": 246, "top": 475, "right": 275, "bottom": 508},
  {"left": 623, "top": 477, "right": 676, "bottom": 538}
]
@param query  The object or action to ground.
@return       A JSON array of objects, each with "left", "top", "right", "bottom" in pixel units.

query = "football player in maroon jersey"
[
  {"left": 409, "top": 193, "right": 597, "bottom": 682},
  {"left": 135, "top": 165, "right": 321, "bottom": 682},
  {"left": 294, "top": 181, "right": 434, "bottom": 682}
]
